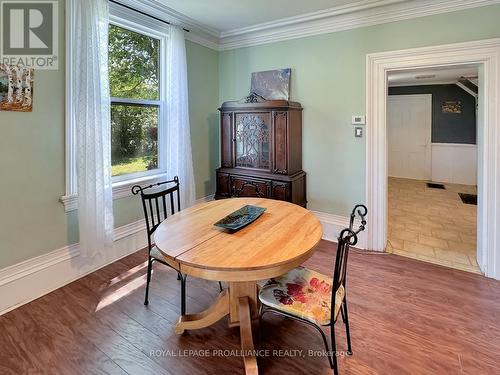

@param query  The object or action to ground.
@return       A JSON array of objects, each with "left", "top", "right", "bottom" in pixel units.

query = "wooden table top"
[{"left": 154, "top": 198, "right": 322, "bottom": 280}]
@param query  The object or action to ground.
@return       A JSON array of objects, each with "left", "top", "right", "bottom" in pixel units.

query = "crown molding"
[
  {"left": 219, "top": 0, "right": 405, "bottom": 39},
  {"left": 218, "top": 0, "right": 500, "bottom": 50},
  {"left": 119, "top": 0, "right": 499, "bottom": 51},
  {"left": 114, "top": 0, "right": 220, "bottom": 50}
]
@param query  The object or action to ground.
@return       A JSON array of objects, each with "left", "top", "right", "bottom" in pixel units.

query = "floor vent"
[
  {"left": 427, "top": 182, "right": 445, "bottom": 189},
  {"left": 459, "top": 193, "right": 477, "bottom": 205}
]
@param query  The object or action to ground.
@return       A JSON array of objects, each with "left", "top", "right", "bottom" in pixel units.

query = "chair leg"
[
  {"left": 179, "top": 273, "right": 187, "bottom": 315},
  {"left": 307, "top": 322, "right": 338, "bottom": 373},
  {"left": 144, "top": 257, "right": 153, "bottom": 305},
  {"left": 218, "top": 281, "right": 223, "bottom": 292},
  {"left": 340, "top": 304, "right": 346, "bottom": 323},
  {"left": 259, "top": 307, "right": 339, "bottom": 373},
  {"left": 330, "top": 323, "right": 338, "bottom": 375},
  {"left": 314, "top": 325, "right": 334, "bottom": 370},
  {"left": 343, "top": 301, "right": 353, "bottom": 355},
  {"left": 258, "top": 305, "right": 264, "bottom": 346}
]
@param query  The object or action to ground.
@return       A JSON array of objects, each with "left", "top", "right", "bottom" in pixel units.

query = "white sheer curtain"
[
  {"left": 166, "top": 26, "right": 196, "bottom": 208},
  {"left": 73, "top": 0, "right": 114, "bottom": 258}
]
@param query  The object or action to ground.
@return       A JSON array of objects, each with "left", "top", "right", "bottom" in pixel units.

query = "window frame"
[
  {"left": 109, "top": 14, "right": 167, "bottom": 183},
  {"left": 62, "top": 0, "right": 170, "bottom": 211}
]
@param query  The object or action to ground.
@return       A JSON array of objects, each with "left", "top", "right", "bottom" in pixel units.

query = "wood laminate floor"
[{"left": 1, "top": 240, "right": 499, "bottom": 374}]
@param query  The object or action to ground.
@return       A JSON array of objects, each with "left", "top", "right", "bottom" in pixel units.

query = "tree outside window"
[{"left": 109, "top": 24, "right": 161, "bottom": 177}]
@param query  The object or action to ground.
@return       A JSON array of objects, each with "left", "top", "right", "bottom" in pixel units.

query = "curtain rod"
[{"left": 109, "top": 0, "right": 190, "bottom": 33}]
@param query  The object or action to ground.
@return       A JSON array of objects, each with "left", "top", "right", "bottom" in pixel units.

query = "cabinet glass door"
[{"left": 234, "top": 113, "right": 271, "bottom": 170}]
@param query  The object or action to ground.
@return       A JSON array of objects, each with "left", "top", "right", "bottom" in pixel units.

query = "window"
[
  {"left": 109, "top": 24, "right": 161, "bottom": 180},
  {"left": 62, "top": 2, "right": 169, "bottom": 211},
  {"left": 109, "top": 17, "right": 167, "bottom": 183},
  {"left": 107, "top": 7, "right": 169, "bottom": 186}
]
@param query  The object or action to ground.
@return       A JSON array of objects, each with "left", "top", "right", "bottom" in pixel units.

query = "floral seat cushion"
[
  {"left": 259, "top": 266, "right": 345, "bottom": 326},
  {"left": 150, "top": 245, "right": 168, "bottom": 262}
]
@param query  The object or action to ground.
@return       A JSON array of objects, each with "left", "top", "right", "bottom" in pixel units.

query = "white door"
[{"left": 387, "top": 94, "right": 432, "bottom": 180}]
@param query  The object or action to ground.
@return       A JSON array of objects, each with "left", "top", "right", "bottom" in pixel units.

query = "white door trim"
[
  {"left": 387, "top": 94, "right": 432, "bottom": 180},
  {"left": 366, "top": 38, "right": 500, "bottom": 280}
]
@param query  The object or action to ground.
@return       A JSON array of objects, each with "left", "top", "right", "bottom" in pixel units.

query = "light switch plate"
[
  {"left": 352, "top": 115, "right": 366, "bottom": 125},
  {"left": 355, "top": 127, "right": 363, "bottom": 137}
]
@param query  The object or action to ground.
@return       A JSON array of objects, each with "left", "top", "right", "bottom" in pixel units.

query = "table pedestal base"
[
  {"left": 174, "top": 282, "right": 259, "bottom": 375},
  {"left": 238, "top": 296, "right": 258, "bottom": 375},
  {"left": 174, "top": 289, "right": 230, "bottom": 334}
]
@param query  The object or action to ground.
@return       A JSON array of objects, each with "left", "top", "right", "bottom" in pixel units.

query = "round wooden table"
[{"left": 154, "top": 198, "right": 322, "bottom": 375}]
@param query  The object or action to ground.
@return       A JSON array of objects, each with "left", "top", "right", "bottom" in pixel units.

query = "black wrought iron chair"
[
  {"left": 131, "top": 177, "right": 189, "bottom": 313},
  {"left": 258, "top": 204, "right": 367, "bottom": 375}
]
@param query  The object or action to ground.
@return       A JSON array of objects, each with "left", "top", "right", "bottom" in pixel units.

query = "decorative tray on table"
[{"left": 214, "top": 205, "right": 266, "bottom": 232}]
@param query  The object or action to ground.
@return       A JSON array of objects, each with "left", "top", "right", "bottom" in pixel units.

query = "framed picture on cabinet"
[{"left": 251, "top": 68, "right": 291, "bottom": 100}]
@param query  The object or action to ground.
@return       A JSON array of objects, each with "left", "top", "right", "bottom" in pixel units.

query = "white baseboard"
[
  {"left": 0, "top": 195, "right": 359, "bottom": 316},
  {"left": 0, "top": 219, "right": 148, "bottom": 316},
  {"left": 311, "top": 211, "right": 367, "bottom": 249},
  {"left": 0, "top": 194, "right": 215, "bottom": 316}
]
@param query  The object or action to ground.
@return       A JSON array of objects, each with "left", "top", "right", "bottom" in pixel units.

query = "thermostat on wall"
[{"left": 352, "top": 115, "right": 366, "bottom": 125}]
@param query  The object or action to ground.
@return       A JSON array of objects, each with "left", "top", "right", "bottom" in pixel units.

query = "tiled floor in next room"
[{"left": 387, "top": 177, "right": 479, "bottom": 274}]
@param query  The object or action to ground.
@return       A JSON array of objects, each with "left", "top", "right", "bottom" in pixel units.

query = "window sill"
[{"left": 60, "top": 173, "right": 169, "bottom": 212}]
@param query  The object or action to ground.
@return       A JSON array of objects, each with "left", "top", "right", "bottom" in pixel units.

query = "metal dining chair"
[
  {"left": 258, "top": 204, "right": 367, "bottom": 375},
  {"left": 132, "top": 176, "right": 223, "bottom": 315},
  {"left": 131, "top": 177, "right": 189, "bottom": 313}
]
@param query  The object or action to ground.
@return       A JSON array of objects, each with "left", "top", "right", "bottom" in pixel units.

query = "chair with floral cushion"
[{"left": 258, "top": 204, "right": 367, "bottom": 375}]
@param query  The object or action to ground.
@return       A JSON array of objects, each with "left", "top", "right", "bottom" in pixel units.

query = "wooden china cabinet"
[{"left": 215, "top": 95, "right": 306, "bottom": 207}]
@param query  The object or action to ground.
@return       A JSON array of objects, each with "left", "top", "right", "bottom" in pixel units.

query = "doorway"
[
  {"left": 365, "top": 38, "right": 500, "bottom": 280},
  {"left": 385, "top": 67, "right": 479, "bottom": 273}
]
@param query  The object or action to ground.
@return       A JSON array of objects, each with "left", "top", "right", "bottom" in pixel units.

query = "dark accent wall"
[{"left": 388, "top": 84, "right": 476, "bottom": 144}]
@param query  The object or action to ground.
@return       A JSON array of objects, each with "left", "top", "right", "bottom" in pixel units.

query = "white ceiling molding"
[
  {"left": 388, "top": 80, "right": 459, "bottom": 87},
  {"left": 219, "top": 0, "right": 406, "bottom": 39},
  {"left": 114, "top": 0, "right": 220, "bottom": 50},
  {"left": 218, "top": 0, "right": 500, "bottom": 50},
  {"left": 456, "top": 81, "right": 479, "bottom": 97},
  {"left": 122, "top": 0, "right": 500, "bottom": 50}
]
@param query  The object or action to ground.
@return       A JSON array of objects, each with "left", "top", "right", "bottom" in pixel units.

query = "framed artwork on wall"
[
  {"left": 0, "top": 64, "right": 34, "bottom": 112},
  {"left": 442, "top": 101, "right": 461, "bottom": 114}
]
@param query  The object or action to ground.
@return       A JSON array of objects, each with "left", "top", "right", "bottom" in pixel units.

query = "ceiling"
[
  {"left": 155, "top": 0, "right": 405, "bottom": 33},
  {"left": 140, "top": 0, "right": 498, "bottom": 50},
  {"left": 388, "top": 65, "right": 479, "bottom": 86}
]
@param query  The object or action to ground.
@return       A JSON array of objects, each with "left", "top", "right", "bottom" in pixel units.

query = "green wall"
[
  {"left": 0, "top": 0, "right": 70, "bottom": 269},
  {"left": 0, "top": 0, "right": 219, "bottom": 268},
  {"left": 1, "top": 3, "right": 500, "bottom": 269},
  {"left": 219, "top": 4, "right": 500, "bottom": 215}
]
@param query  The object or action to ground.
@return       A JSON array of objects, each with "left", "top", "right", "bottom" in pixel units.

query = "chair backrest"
[
  {"left": 331, "top": 204, "right": 367, "bottom": 319},
  {"left": 131, "top": 176, "right": 181, "bottom": 250}
]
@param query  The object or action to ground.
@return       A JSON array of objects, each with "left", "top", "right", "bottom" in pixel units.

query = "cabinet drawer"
[
  {"left": 231, "top": 177, "right": 271, "bottom": 198},
  {"left": 271, "top": 181, "right": 291, "bottom": 201}
]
